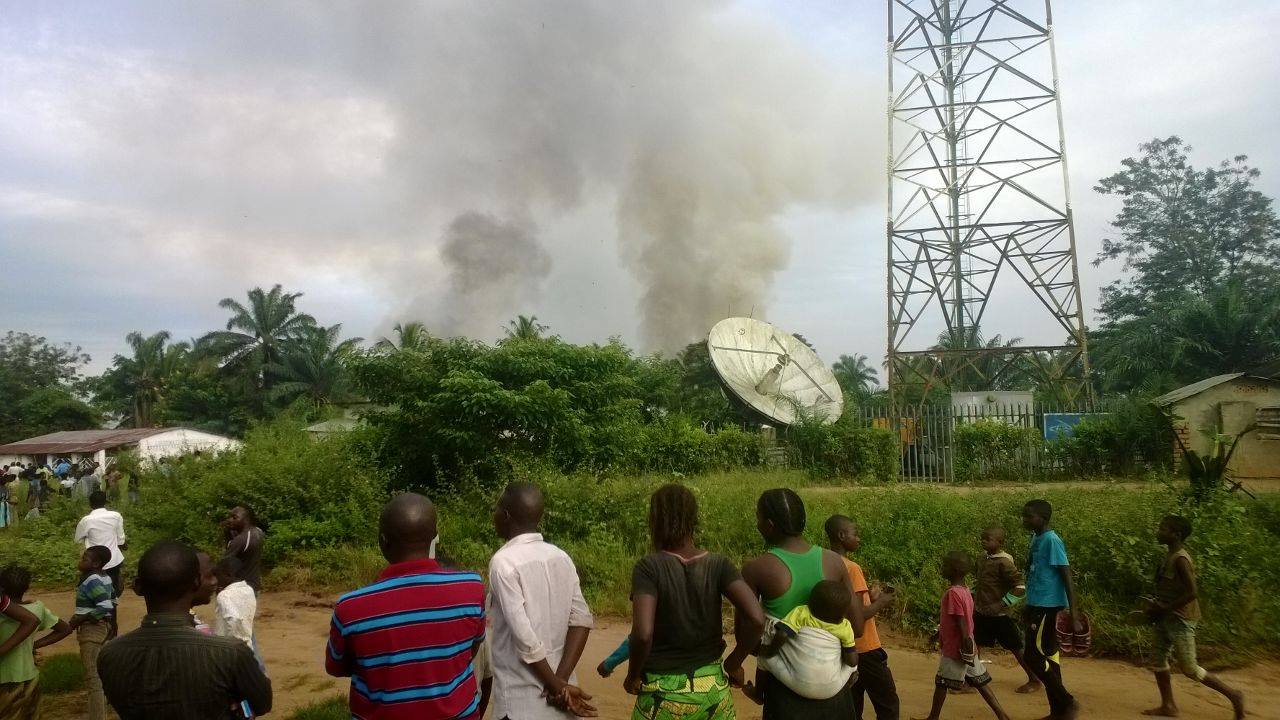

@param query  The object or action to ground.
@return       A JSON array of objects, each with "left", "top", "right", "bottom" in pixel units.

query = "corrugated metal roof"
[
  {"left": 1152, "top": 373, "right": 1248, "bottom": 406},
  {"left": 0, "top": 428, "right": 172, "bottom": 455}
]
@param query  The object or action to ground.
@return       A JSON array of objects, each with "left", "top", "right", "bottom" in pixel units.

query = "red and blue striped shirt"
[{"left": 326, "top": 558, "right": 485, "bottom": 720}]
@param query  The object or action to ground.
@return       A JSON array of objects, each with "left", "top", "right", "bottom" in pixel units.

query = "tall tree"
[
  {"left": 96, "top": 331, "right": 190, "bottom": 427},
  {"left": 267, "top": 324, "right": 363, "bottom": 407},
  {"left": 0, "top": 332, "right": 96, "bottom": 442},
  {"left": 202, "top": 285, "right": 316, "bottom": 393},
  {"left": 832, "top": 354, "right": 878, "bottom": 400},
  {"left": 1094, "top": 137, "right": 1280, "bottom": 324},
  {"left": 375, "top": 321, "right": 431, "bottom": 352}
]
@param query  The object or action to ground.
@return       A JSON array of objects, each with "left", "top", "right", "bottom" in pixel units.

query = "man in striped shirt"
[{"left": 327, "top": 493, "right": 486, "bottom": 720}]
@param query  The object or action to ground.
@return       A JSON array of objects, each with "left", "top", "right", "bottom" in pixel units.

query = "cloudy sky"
[{"left": 2, "top": 0, "right": 1277, "bottom": 373}]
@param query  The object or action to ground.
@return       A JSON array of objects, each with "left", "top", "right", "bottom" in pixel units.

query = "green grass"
[
  {"left": 288, "top": 695, "right": 348, "bottom": 720},
  {"left": 38, "top": 653, "right": 84, "bottom": 694}
]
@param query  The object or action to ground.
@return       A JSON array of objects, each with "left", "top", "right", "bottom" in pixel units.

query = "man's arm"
[
  {"left": 232, "top": 645, "right": 273, "bottom": 716},
  {"left": 553, "top": 564, "right": 593, "bottom": 681},
  {"left": 1056, "top": 565, "right": 1083, "bottom": 632},
  {"left": 0, "top": 602, "right": 39, "bottom": 656},
  {"left": 73, "top": 518, "right": 88, "bottom": 545},
  {"left": 324, "top": 614, "right": 353, "bottom": 678},
  {"left": 115, "top": 513, "right": 127, "bottom": 551}
]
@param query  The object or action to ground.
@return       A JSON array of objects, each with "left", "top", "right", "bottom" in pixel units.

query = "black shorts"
[{"left": 974, "top": 613, "right": 1022, "bottom": 651}]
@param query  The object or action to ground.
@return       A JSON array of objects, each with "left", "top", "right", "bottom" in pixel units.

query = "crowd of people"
[
  {"left": 0, "top": 483, "right": 1251, "bottom": 720},
  {"left": 1, "top": 459, "right": 138, "bottom": 527}
]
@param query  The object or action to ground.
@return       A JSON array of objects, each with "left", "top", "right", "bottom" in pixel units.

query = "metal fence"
[{"left": 851, "top": 400, "right": 1108, "bottom": 482}]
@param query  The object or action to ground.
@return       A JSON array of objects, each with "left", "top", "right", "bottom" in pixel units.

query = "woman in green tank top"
[{"left": 741, "top": 488, "right": 861, "bottom": 719}]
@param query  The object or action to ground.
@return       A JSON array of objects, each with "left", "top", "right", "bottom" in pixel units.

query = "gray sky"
[{"left": 2, "top": 0, "right": 1277, "bottom": 374}]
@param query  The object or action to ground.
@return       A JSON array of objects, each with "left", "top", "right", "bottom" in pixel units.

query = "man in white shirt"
[
  {"left": 74, "top": 491, "right": 127, "bottom": 598},
  {"left": 488, "top": 483, "right": 595, "bottom": 720}
]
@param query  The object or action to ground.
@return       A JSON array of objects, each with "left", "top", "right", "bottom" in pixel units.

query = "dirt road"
[{"left": 35, "top": 590, "right": 1276, "bottom": 719}]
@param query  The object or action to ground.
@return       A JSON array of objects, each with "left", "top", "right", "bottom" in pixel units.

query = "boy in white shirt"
[{"left": 213, "top": 557, "right": 262, "bottom": 669}]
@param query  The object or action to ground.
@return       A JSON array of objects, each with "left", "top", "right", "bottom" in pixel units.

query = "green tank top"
[{"left": 762, "top": 545, "right": 826, "bottom": 618}]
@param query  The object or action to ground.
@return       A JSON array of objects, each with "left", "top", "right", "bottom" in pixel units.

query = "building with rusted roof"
[{"left": 0, "top": 427, "right": 240, "bottom": 469}]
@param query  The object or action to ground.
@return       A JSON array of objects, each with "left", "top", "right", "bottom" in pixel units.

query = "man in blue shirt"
[{"left": 1021, "top": 499, "right": 1082, "bottom": 720}]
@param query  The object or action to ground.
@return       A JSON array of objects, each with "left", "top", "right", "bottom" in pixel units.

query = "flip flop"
[
  {"left": 1073, "top": 613, "right": 1093, "bottom": 656},
  {"left": 1055, "top": 613, "right": 1076, "bottom": 655}
]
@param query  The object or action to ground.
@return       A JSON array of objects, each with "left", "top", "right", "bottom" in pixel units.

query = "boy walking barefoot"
[
  {"left": 974, "top": 526, "right": 1040, "bottom": 694},
  {"left": 1022, "top": 500, "right": 1082, "bottom": 720},
  {"left": 1142, "top": 515, "right": 1245, "bottom": 719},
  {"left": 914, "top": 552, "right": 1011, "bottom": 720},
  {"left": 826, "top": 514, "right": 900, "bottom": 719}
]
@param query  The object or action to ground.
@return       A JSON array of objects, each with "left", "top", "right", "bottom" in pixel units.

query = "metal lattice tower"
[{"left": 885, "top": 0, "right": 1089, "bottom": 401}]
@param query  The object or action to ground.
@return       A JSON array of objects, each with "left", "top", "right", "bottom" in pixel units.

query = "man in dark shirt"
[
  {"left": 98, "top": 541, "right": 272, "bottom": 719},
  {"left": 222, "top": 506, "right": 265, "bottom": 592}
]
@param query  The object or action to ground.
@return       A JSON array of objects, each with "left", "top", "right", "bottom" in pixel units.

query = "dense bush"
[
  {"left": 952, "top": 420, "right": 1040, "bottom": 483},
  {"left": 787, "top": 417, "right": 898, "bottom": 481},
  {"left": 1047, "top": 402, "right": 1173, "bottom": 477}
]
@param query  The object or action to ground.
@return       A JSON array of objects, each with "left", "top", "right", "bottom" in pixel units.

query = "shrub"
[
  {"left": 787, "top": 416, "right": 898, "bottom": 481},
  {"left": 38, "top": 653, "right": 84, "bottom": 694},
  {"left": 1047, "top": 401, "right": 1172, "bottom": 477},
  {"left": 289, "top": 696, "right": 349, "bottom": 720},
  {"left": 953, "top": 420, "right": 1039, "bottom": 483}
]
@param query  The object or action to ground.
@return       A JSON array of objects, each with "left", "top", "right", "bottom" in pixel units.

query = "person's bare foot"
[
  {"left": 1226, "top": 689, "right": 1246, "bottom": 720},
  {"left": 1141, "top": 706, "right": 1178, "bottom": 717},
  {"left": 1015, "top": 680, "right": 1042, "bottom": 694}
]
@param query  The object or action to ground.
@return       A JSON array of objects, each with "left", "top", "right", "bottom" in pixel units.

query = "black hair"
[
  {"left": 807, "top": 579, "right": 851, "bottom": 625},
  {"left": 1023, "top": 499, "right": 1052, "bottom": 523},
  {"left": 85, "top": 545, "right": 112, "bottom": 568},
  {"left": 234, "top": 505, "right": 258, "bottom": 525},
  {"left": 758, "top": 488, "right": 806, "bottom": 537},
  {"left": 942, "top": 550, "right": 971, "bottom": 577},
  {"left": 648, "top": 484, "right": 699, "bottom": 551},
  {"left": 135, "top": 541, "right": 199, "bottom": 602},
  {"left": 0, "top": 564, "right": 32, "bottom": 599},
  {"left": 89, "top": 490, "right": 107, "bottom": 509},
  {"left": 214, "top": 556, "right": 243, "bottom": 580},
  {"left": 823, "top": 514, "right": 855, "bottom": 541},
  {"left": 1162, "top": 515, "right": 1192, "bottom": 540}
]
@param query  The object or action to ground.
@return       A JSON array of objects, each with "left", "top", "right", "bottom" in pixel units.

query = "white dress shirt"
[
  {"left": 213, "top": 581, "right": 257, "bottom": 648},
  {"left": 487, "top": 533, "right": 593, "bottom": 720},
  {"left": 74, "top": 508, "right": 127, "bottom": 569}
]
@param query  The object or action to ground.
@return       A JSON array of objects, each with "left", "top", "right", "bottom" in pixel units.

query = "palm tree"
[
  {"left": 832, "top": 354, "right": 878, "bottom": 398},
  {"left": 375, "top": 321, "right": 431, "bottom": 352},
  {"left": 202, "top": 285, "right": 316, "bottom": 389},
  {"left": 504, "top": 315, "right": 548, "bottom": 340},
  {"left": 267, "top": 324, "right": 363, "bottom": 406},
  {"left": 99, "top": 331, "right": 191, "bottom": 427}
]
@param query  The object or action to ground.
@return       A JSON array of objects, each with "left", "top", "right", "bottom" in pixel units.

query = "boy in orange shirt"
[{"left": 826, "top": 514, "right": 900, "bottom": 719}]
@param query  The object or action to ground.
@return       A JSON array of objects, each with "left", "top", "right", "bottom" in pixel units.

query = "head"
[
  {"left": 941, "top": 550, "right": 971, "bottom": 583},
  {"left": 807, "top": 579, "right": 852, "bottom": 625},
  {"left": 648, "top": 484, "right": 699, "bottom": 551},
  {"left": 379, "top": 492, "right": 439, "bottom": 563},
  {"left": 1158, "top": 515, "right": 1192, "bottom": 546},
  {"left": 756, "top": 488, "right": 806, "bottom": 545},
  {"left": 1022, "top": 499, "right": 1052, "bottom": 532},
  {"left": 980, "top": 526, "right": 1006, "bottom": 554},
  {"left": 226, "top": 505, "right": 257, "bottom": 532},
  {"left": 134, "top": 541, "right": 202, "bottom": 612},
  {"left": 193, "top": 550, "right": 217, "bottom": 606},
  {"left": 79, "top": 545, "right": 111, "bottom": 574},
  {"left": 0, "top": 564, "right": 32, "bottom": 602},
  {"left": 89, "top": 490, "right": 107, "bottom": 510},
  {"left": 493, "top": 482, "right": 545, "bottom": 540},
  {"left": 824, "top": 514, "right": 859, "bottom": 553},
  {"left": 214, "top": 557, "right": 243, "bottom": 590}
]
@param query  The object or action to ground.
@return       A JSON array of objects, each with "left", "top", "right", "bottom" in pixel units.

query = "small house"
[
  {"left": 0, "top": 427, "right": 241, "bottom": 470},
  {"left": 1153, "top": 373, "right": 1280, "bottom": 481}
]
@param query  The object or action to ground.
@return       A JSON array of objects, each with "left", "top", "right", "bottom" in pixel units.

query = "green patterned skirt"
[{"left": 631, "top": 662, "right": 736, "bottom": 720}]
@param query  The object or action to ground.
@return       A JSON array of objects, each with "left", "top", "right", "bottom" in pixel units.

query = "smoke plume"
[{"left": 438, "top": 212, "right": 551, "bottom": 338}]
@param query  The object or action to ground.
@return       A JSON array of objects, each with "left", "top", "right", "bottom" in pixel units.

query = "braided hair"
[
  {"left": 649, "top": 484, "right": 699, "bottom": 551},
  {"left": 758, "top": 488, "right": 806, "bottom": 537}
]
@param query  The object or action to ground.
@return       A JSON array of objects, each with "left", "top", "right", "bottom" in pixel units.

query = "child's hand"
[
  {"left": 595, "top": 661, "right": 612, "bottom": 678},
  {"left": 741, "top": 681, "right": 764, "bottom": 705}
]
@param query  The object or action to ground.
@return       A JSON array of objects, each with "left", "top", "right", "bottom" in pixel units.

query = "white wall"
[{"left": 136, "top": 429, "right": 241, "bottom": 461}]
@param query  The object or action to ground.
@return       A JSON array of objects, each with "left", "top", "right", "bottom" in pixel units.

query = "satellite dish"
[{"left": 707, "top": 317, "right": 844, "bottom": 426}]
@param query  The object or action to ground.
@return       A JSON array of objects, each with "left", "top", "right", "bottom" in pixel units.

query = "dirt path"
[{"left": 33, "top": 590, "right": 1277, "bottom": 719}]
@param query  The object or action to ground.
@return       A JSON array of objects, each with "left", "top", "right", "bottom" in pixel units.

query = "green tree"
[
  {"left": 95, "top": 331, "right": 191, "bottom": 427},
  {"left": 832, "top": 354, "right": 878, "bottom": 400},
  {"left": 0, "top": 332, "right": 95, "bottom": 442},
  {"left": 375, "top": 321, "right": 431, "bottom": 353},
  {"left": 504, "top": 315, "right": 548, "bottom": 340},
  {"left": 202, "top": 285, "right": 316, "bottom": 395},
  {"left": 267, "top": 324, "right": 363, "bottom": 408}
]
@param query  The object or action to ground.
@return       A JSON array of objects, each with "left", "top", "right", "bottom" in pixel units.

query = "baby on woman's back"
[{"left": 745, "top": 580, "right": 858, "bottom": 703}]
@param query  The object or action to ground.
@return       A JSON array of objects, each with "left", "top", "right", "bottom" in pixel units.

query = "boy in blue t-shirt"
[{"left": 1021, "top": 499, "right": 1082, "bottom": 720}]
